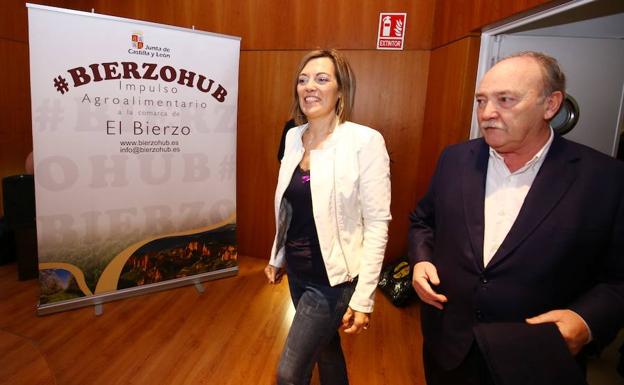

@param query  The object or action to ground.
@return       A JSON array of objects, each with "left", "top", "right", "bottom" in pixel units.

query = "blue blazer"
[{"left": 408, "top": 135, "right": 624, "bottom": 370}]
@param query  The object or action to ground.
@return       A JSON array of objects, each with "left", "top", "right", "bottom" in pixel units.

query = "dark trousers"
[
  {"left": 423, "top": 343, "right": 495, "bottom": 385},
  {"left": 276, "top": 274, "right": 356, "bottom": 385}
]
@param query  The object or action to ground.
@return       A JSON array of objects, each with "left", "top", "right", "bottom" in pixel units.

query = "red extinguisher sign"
[{"left": 377, "top": 13, "right": 407, "bottom": 50}]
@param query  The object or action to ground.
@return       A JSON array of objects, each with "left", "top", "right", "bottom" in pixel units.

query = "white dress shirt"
[{"left": 483, "top": 129, "right": 554, "bottom": 266}]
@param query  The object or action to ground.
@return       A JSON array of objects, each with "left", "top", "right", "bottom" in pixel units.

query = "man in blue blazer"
[{"left": 408, "top": 51, "right": 624, "bottom": 384}]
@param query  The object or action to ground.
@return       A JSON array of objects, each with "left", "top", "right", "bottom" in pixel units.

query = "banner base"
[{"left": 36, "top": 266, "right": 238, "bottom": 316}]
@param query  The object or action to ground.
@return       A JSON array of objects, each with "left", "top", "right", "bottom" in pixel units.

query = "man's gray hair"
[{"left": 503, "top": 51, "right": 566, "bottom": 96}]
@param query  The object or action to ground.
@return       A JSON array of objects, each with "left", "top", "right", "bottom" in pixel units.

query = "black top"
[{"left": 283, "top": 165, "right": 330, "bottom": 285}]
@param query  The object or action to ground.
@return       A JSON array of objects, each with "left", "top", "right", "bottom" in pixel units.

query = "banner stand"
[
  {"left": 37, "top": 267, "right": 237, "bottom": 316},
  {"left": 27, "top": 4, "right": 240, "bottom": 316}
]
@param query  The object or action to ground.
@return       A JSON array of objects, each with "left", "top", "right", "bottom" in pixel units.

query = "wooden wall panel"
[
  {"left": 3, "top": 0, "right": 436, "bottom": 47},
  {"left": 432, "top": 0, "right": 560, "bottom": 48},
  {"left": 0, "top": 0, "right": 67, "bottom": 42},
  {"left": 347, "top": 50, "right": 429, "bottom": 259},
  {"left": 62, "top": 0, "right": 435, "bottom": 50},
  {"left": 237, "top": 51, "right": 301, "bottom": 260},
  {"left": 0, "top": 0, "right": 29, "bottom": 42},
  {"left": 237, "top": 50, "right": 429, "bottom": 260},
  {"left": 415, "top": 36, "right": 480, "bottom": 200}
]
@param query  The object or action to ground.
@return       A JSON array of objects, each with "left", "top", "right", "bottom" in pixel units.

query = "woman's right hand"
[{"left": 264, "top": 264, "right": 284, "bottom": 284}]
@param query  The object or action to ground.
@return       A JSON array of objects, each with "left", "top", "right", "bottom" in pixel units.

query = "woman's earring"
[{"left": 337, "top": 97, "right": 344, "bottom": 117}]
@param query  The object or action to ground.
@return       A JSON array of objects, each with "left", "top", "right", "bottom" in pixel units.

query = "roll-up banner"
[{"left": 26, "top": 4, "right": 240, "bottom": 315}]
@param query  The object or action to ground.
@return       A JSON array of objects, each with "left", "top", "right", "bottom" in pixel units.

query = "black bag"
[{"left": 377, "top": 257, "right": 416, "bottom": 307}]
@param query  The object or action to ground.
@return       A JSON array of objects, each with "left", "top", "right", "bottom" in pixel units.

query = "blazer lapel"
[
  {"left": 487, "top": 136, "right": 579, "bottom": 268},
  {"left": 274, "top": 126, "right": 305, "bottom": 214},
  {"left": 463, "top": 140, "right": 489, "bottom": 270}
]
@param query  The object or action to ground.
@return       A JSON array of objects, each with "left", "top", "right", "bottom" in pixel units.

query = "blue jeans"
[{"left": 277, "top": 274, "right": 356, "bottom": 385}]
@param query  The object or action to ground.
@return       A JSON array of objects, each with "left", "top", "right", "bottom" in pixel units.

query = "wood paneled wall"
[
  {"left": 1, "top": 0, "right": 68, "bottom": 42},
  {"left": 237, "top": 51, "right": 299, "bottom": 260},
  {"left": 432, "top": 0, "right": 559, "bottom": 48},
  {"left": 62, "top": 0, "right": 436, "bottom": 50},
  {"left": 416, "top": 36, "right": 480, "bottom": 199},
  {"left": 348, "top": 51, "right": 430, "bottom": 259}
]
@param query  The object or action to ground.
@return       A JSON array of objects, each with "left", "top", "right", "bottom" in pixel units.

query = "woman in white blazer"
[{"left": 265, "top": 49, "right": 391, "bottom": 385}]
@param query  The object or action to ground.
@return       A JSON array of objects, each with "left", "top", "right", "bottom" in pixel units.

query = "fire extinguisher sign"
[{"left": 376, "top": 13, "right": 407, "bottom": 50}]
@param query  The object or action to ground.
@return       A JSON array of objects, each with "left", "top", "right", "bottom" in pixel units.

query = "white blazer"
[{"left": 269, "top": 121, "right": 392, "bottom": 313}]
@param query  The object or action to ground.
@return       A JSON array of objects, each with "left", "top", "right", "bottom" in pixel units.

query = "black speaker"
[
  {"left": 2, "top": 175, "right": 36, "bottom": 227},
  {"left": 14, "top": 225, "right": 38, "bottom": 280},
  {"left": 550, "top": 94, "right": 580, "bottom": 136},
  {"left": 2, "top": 175, "right": 38, "bottom": 280},
  {"left": 0, "top": 217, "right": 16, "bottom": 265}
]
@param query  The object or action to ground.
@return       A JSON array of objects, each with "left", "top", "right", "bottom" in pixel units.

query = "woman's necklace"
[
  {"left": 305, "top": 124, "right": 334, "bottom": 149},
  {"left": 306, "top": 132, "right": 314, "bottom": 147}
]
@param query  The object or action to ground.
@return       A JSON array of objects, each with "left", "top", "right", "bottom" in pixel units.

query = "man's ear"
[{"left": 544, "top": 91, "right": 564, "bottom": 120}]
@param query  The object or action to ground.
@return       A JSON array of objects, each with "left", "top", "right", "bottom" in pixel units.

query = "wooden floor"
[{"left": 0, "top": 256, "right": 425, "bottom": 385}]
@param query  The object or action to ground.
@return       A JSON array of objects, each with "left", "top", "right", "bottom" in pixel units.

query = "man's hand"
[
  {"left": 411, "top": 261, "right": 448, "bottom": 310},
  {"left": 526, "top": 309, "right": 590, "bottom": 355}
]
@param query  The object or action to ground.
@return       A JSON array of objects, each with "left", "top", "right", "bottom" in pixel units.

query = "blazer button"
[
  {"left": 480, "top": 276, "right": 488, "bottom": 284},
  {"left": 475, "top": 309, "right": 483, "bottom": 320}
]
